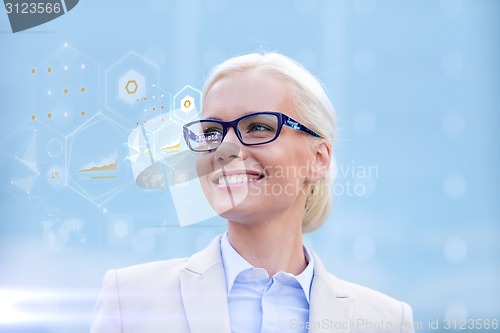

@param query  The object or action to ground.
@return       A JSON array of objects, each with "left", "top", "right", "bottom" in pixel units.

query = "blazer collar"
[
  {"left": 180, "top": 235, "right": 353, "bottom": 333},
  {"left": 308, "top": 250, "right": 353, "bottom": 332},
  {"left": 180, "top": 235, "right": 231, "bottom": 333}
]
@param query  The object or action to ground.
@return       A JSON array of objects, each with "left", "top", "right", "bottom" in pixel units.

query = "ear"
[{"left": 307, "top": 139, "right": 331, "bottom": 184}]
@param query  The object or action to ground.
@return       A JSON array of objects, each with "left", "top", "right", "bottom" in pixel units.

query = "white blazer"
[{"left": 91, "top": 235, "right": 414, "bottom": 333}]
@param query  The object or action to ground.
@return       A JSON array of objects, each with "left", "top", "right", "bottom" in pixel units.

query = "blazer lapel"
[
  {"left": 180, "top": 235, "right": 231, "bottom": 333},
  {"left": 309, "top": 251, "right": 353, "bottom": 333}
]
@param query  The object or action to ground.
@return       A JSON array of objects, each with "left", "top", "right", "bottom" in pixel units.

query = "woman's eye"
[
  {"left": 204, "top": 127, "right": 222, "bottom": 135},
  {"left": 247, "top": 123, "right": 273, "bottom": 132}
]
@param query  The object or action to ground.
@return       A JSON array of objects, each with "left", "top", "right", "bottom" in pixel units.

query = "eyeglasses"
[{"left": 183, "top": 111, "right": 321, "bottom": 152}]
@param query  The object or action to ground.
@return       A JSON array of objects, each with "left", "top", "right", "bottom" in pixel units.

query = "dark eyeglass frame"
[{"left": 183, "top": 111, "right": 321, "bottom": 152}]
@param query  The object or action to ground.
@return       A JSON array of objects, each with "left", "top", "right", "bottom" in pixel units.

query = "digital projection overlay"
[
  {"left": 1, "top": 121, "right": 65, "bottom": 207},
  {"left": 127, "top": 85, "right": 200, "bottom": 192},
  {"left": 105, "top": 51, "right": 160, "bottom": 125},
  {"left": 172, "top": 85, "right": 201, "bottom": 125},
  {"left": 106, "top": 214, "right": 134, "bottom": 248},
  {"left": 31, "top": 43, "right": 99, "bottom": 135},
  {"left": 41, "top": 209, "right": 88, "bottom": 250},
  {"left": 126, "top": 85, "right": 248, "bottom": 226},
  {"left": 134, "top": 84, "right": 172, "bottom": 127},
  {"left": 66, "top": 113, "right": 132, "bottom": 207}
]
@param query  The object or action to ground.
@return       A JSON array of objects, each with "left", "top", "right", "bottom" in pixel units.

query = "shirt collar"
[{"left": 220, "top": 232, "right": 315, "bottom": 303}]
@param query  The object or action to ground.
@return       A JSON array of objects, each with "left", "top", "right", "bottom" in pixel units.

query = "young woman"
[{"left": 91, "top": 52, "right": 414, "bottom": 333}]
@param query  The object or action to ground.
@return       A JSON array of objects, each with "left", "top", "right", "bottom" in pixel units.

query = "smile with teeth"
[{"left": 217, "top": 174, "right": 262, "bottom": 185}]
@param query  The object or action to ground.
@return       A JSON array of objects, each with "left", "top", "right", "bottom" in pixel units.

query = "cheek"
[{"left": 262, "top": 147, "right": 310, "bottom": 184}]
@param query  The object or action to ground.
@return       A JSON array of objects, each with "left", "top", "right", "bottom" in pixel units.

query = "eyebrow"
[{"left": 201, "top": 110, "right": 271, "bottom": 121}]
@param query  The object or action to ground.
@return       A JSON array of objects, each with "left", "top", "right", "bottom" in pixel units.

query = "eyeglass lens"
[{"left": 186, "top": 113, "right": 279, "bottom": 151}]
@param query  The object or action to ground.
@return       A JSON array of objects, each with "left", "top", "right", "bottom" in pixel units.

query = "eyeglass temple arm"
[{"left": 283, "top": 115, "right": 321, "bottom": 138}]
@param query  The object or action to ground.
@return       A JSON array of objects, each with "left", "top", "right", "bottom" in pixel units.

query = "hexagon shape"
[
  {"left": 180, "top": 95, "right": 195, "bottom": 113},
  {"left": 173, "top": 85, "right": 202, "bottom": 125},
  {"left": 125, "top": 80, "right": 138, "bottom": 94},
  {"left": 105, "top": 51, "right": 160, "bottom": 126},
  {"left": 118, "top": 69, "right": 145, "bottom": 104},
  {"left": 1, "top": 120, "right": 66, "bottom": 207},
  {"left": 65, "top": 113, "right": 132, "bottom": 207}
]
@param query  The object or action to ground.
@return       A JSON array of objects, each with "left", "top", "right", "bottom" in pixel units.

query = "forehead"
[{"left": 202, "top": 69, "right": 293, "bottom": 119}]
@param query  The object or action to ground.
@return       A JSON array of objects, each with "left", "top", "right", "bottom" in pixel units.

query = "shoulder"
[
  {"left": 111, "top": 234, "right": 223, "bottom": 284},
  {"left": 106, "top": 257, "right": 189, "bottom": 291},
  {"left": 310, "top": 251, "right": 414, "bottom": 331},
  {"left": 332, "top": 274, "right": 404, "bottom": 308},
  {"left": 106, "top": 234, "right": 224, "bottom": 289}
]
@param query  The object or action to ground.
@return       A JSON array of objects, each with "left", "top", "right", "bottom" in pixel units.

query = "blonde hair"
[{"left": 202, "top": 52, "right": 337, "bottom": 232}]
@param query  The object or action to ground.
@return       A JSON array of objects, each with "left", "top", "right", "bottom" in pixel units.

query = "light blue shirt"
[{"left": 220, "top": 232, "right": 314, "bottom": 333}]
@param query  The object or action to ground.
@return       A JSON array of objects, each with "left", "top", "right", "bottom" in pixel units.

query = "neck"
[{"left": 227, "top": 215, "right": 306, "bottom": 277}]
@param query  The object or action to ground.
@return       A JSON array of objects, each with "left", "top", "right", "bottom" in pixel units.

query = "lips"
[{"left": 211, "top": 170, "right": 264, "bottom": 186}]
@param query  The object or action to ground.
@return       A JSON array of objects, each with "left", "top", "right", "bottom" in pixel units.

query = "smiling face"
[{"left": 196, "top": 69, "right": 318, "bottom": 226}]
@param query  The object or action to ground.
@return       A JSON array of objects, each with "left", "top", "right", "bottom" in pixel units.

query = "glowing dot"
[
  {"left": 161, "top": 94, "right": 164, "bottom": 98},
  {"left": 152, "top": 96, "right": 156, "bottom": 99},
  {"left": 48, "top": 67, "right": 52, "bottom": 72},
  {"left": 81, "top": 87, "right": 85, "bottom": 92},
  {"left": 81, "top": 111, "right": 85, "bottom": 116},
  {"left": 64, "top": 42, "right": 68, "bottom": 47},
  {"left": 48, "top": 113, "right": 52, "bottom": 118},
  {"left": 31, "top": 69, "right": 36, "bottom": 74},
  {"left": 64, "top": 89, "right": 68, "bottom": 94},
  {"left": 444, "top": 237, "right": 467, "bottom": 264},
  {"left": 144, "top": 109, "right": 147, "bottom": 112},
  {"left": 443, "top": 173, "right": 466, "bottom": 199},
  {"left": 63, "top": 112, "right": 68, "bottom": 117},
  {"left": 47, "top": 90, "right": 52, "bottom": 95},
  {"left": 63, "top": 65, "right": 68, "bottom": 71},
  {"left": 31, "top": 115, "right": 36, "bottom": 120},
  {"left": 80, "top": 64, "right": 85, "bottom": 69}
]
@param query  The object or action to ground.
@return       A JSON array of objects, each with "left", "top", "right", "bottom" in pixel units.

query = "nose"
[
  {"left": 214, "top": 142, "right": 242, "bottom": 167},
  {"left": 213, "top": 128, "right": 244, "bottom": 167}
]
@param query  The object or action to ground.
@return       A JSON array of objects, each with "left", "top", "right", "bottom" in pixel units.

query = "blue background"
[{"left": 0, "top": 0, "right": 499, "bottom": 332}]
